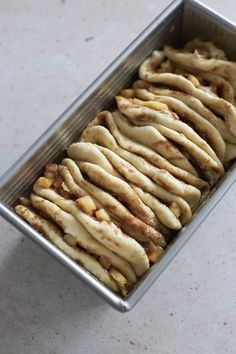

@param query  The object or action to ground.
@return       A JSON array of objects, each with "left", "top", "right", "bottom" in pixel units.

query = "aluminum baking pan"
[{"left": 1, "top": 0, "right": 236, "bottom": 312}]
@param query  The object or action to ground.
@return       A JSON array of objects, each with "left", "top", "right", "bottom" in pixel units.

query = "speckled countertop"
[{"left": 0, "top": 1, "right": 236, "bottom": 353}]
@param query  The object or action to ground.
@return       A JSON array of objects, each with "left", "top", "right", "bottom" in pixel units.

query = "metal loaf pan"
[{"left": 1, "top": 0, "right": 236, "bottom": 312}]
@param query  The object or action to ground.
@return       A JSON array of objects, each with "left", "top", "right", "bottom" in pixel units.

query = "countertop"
[{"left": 0, "top": 1, "right": 236, "bottom": 353}]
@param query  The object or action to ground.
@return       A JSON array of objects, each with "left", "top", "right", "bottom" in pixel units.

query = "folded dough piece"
[
  {"left": 99, "top": 146, "right": 200, "bottom": 209},
  {"left": 70, "top": 142, "right": 120, "bottom": 177},
  {"left": 31, "top": 189, "right": 137, "bottom": 283},
  {"left": 95, "top": 148, "right": 192, "bottom": 223},
  {"left": 116, "top": 96, "right": 224, "bottom": 185},
  {"left": 159, "top": 57, "right": 235, "bottom": 104},
  {"left": 130, "top": 185, "right": 181, "bottom": 230},
  {"left": 109, "top": 109, "right": 197, "bottom": 175},
  {"left": 75, "top": 154, "right": 192, "bottom": 224},
  {"left": 58, "top": 164, "right": 90, "bottom": 198},
  {"left": 59, "top": 164, "right": 126, "bottom": 229},
  {"left": 105, "top": 111, "right": 209, "bottom": 192},
  {"left": 124, "top": 88, "right": 225, "bottom": 162},
  {"left": 133, "top": 80, "right": 236, "bottom": 145},
  {"left": 69, "top": 142, "right": 190, "bottom": 227},
  {"left": 31, "top": 188, "right": 149, "bottom": 277},
  {"left": 184, "top": 39, "right": 227, "bottom": 60},
  {"left": 139, "top": 51, "right": 236, "bottom": 136},
  {"left": 15, "top": 204, "right": 119, "bottom": 292},
  {"left": 117, "top": 95, "right": 222, "bottom": 166},
  {"left": 73, "top": 129, "right": 201, "bottom": 203},
  {"left": 164, "top": 45, "right": 236, "bottom": 93},
  {"left": 181, "top": 70, "right": 235, "bottom": 104},
  {"left": 67, "top": 142, "right": 121, "bottom": 180},
  {"left": 64, "top": 158, "right": 180, "bottom": 230},
  {"left": 77, "top": 160, "right": 158, "bottom": 228},
  {"left": 62, "top": 158, "right": 166, "bottom": 244}
]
